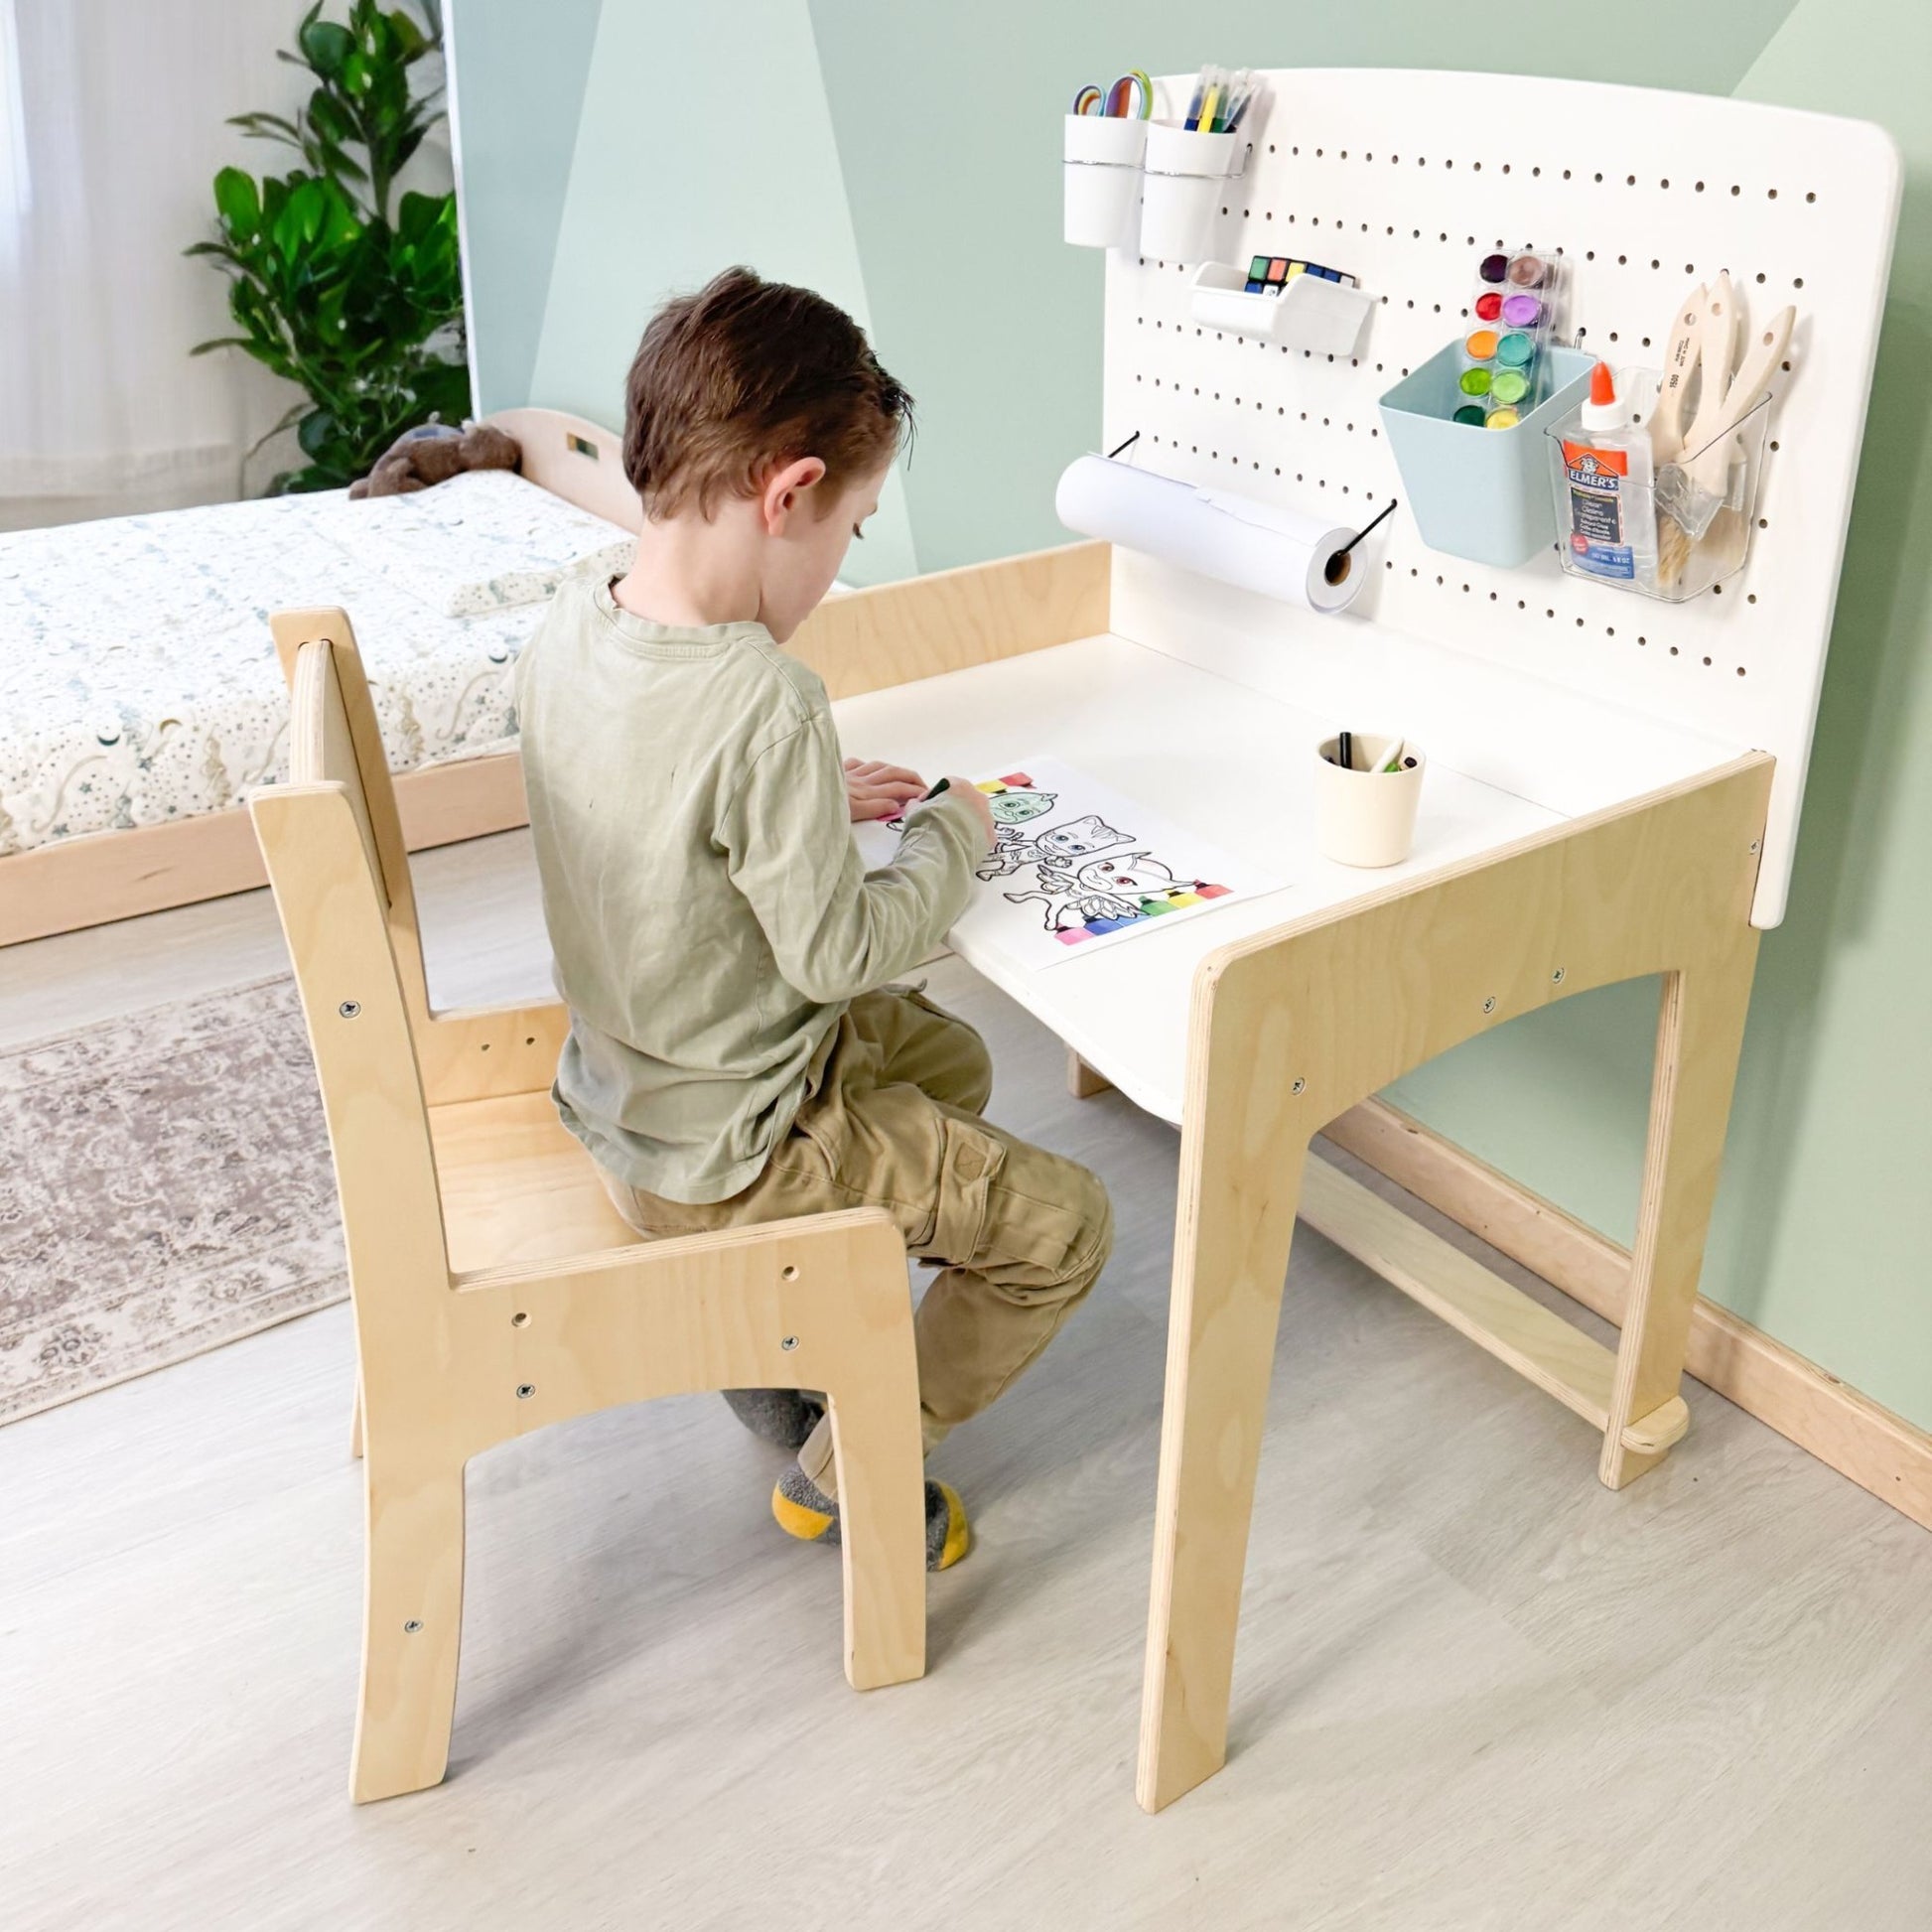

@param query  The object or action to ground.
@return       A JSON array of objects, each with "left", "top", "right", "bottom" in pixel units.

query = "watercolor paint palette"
[
  {"left": 861, "top": 756, "right": 1280, "bottom": 972},
  {"left": 1455, "top": 249, "right": 1563, "bottom": 429}
]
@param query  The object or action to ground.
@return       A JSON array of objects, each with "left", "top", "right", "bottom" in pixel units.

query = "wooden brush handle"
[{"left": 1713, "top": 306, "right": 1797, "bottom": 439}]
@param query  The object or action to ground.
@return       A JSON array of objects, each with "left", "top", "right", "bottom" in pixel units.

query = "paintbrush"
[
  {"left": 1647, "top": 283, "right": 1707, "bottom": 468},
  {"left": 1656, "top": 277, "right": 1735, "bottom": 587},
  {"left": 1657, "top": 302, "right": 1795, "bottom": 587}
]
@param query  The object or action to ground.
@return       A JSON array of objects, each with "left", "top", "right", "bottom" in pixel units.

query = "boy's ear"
[{"left": 759, "top": 456, "right": 827, "bottom": 533}]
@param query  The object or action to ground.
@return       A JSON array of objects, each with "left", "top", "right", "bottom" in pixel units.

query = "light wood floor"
[{"left": 2, "top": 832, "right": 1928, "bottom": 1932}]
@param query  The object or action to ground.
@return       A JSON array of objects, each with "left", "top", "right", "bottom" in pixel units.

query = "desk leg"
[
  {"left": 1066, "top": 1048, "right": 1114, "bottom": 1099},
  {"left": 1138, "top": 1077, "right": 1310, "bottom": 1812},
  {"left": 1601, "top": 952, "right": 1757, "bottom": 1488}
]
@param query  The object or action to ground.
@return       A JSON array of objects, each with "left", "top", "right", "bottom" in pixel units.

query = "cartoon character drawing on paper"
[
  {"left": 1007, "top": 850, "right": 1183, "bottom": 932},
  {"left": 976, "top": 810, "right": 1130, "bottom": 882},
  {"left": 886, "top": 786, "right": 1054, "bottom": 839},
  {"left": 990, "top": 787, "right": 1055, "bottom": 828}
]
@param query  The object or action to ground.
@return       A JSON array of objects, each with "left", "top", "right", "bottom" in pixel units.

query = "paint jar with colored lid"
[{"left": 1456, "top": 249, "right": 1563, "bottom": 425}]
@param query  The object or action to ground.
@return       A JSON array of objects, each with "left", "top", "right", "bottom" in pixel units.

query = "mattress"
[{"left": 0, "top": 471, "right": 632, "bottom": 858}]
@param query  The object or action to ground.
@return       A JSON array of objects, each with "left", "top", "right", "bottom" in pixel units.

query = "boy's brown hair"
[{"left": 621, "top": 266, "right": 912, "bottom": 519}]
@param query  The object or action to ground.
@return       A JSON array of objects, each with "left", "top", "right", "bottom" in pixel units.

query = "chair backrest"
[{"left": 250, "top": 609, "right": 454, "bottom": 1326}]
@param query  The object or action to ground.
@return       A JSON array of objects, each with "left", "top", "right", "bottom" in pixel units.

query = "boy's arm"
[{"left": 723, "top": 710, "right": 988, "bottom": 1004}]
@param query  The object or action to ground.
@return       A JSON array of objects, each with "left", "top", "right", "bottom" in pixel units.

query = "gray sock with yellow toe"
[{"left": 771, "top": 1460, "right": 970, "bottom": 1572}]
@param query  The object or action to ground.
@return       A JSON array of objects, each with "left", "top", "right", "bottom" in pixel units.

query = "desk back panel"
[{"left": 1101, "top": 70, "right": 1900, "bottom": 926}]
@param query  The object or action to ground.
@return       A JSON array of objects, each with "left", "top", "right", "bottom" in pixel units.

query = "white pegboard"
[{"left": 1101, "top": 70, "right": 1901, "bottom": 926}]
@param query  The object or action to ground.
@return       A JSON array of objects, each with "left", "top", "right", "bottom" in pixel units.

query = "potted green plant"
[{"left": 189, "top": 0, "right": 471, "bottom": 493}]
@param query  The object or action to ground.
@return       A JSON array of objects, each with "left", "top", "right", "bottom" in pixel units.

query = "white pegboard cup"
[
  {"left": 1189, "top": 262, "right": 1373, "bottom": 356},
  {"left": 1379, "top": 344, "right": 1594, "bottom": 568},
  {"left": 1314, "top": 735, "right": 1427, "bottom": 868},
  {"left": 1139, "top": 123, "right": 1245, "bottom": 263},
  {"left": 1063, "top": 113, "right": 1149, "bottom": 250}
]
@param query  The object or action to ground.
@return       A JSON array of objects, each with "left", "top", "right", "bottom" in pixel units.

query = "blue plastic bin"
[{"left": 1378, "top": 344, "right": 1594, "bottom": 568}]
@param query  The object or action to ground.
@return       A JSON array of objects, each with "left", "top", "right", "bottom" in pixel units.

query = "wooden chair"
[{"left": 249, "top": 608, "right": 927, "bottom": 1804}]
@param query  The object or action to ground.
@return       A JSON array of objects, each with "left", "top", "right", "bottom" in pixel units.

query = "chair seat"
[{"left": 430, "top": 1088, "right": 645, "bottom": 1275}]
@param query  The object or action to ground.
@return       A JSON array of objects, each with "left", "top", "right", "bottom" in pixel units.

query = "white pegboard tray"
[
  {"left": 1190, "top": 263, "right": 1374, "bottom": 355},
  {"left": 1097, "top": 69, "right": 1901, "bottom": 926}
]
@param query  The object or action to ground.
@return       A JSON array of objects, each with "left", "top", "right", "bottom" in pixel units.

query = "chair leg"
[
  {"left": 351, "top": 1449, "right": 467, "bottom": 1804},
  {"left": 1600, "top": 954, "right": 1757, "bottom": 1489},
  {"left": 822, "top": 1344, "right": 927, "bottom": 1693},
  {"left": 1137, "top": 1130, "right": 1310, "bottom": 1813}
]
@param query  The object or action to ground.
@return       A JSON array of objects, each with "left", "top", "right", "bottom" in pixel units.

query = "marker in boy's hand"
[
  {"left": 934, "top": 776, "right": 997, "bottom": 848},
  {"left": 842, "top": 756, "right": 925, "bottom": 822}
]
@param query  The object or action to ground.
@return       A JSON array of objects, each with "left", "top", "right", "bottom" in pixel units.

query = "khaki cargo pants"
[{"left": 602, "top": 984, "right": 1114, "bottom": 1495}]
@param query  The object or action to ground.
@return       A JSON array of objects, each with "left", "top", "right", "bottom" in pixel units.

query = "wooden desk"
[{"left": 813, "top": 544, "right": 1771, "bottom": 1813}]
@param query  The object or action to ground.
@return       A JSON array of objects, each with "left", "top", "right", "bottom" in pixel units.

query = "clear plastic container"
[{"left": 1545, "top": 369, "right": 1770, "bottom": 601}]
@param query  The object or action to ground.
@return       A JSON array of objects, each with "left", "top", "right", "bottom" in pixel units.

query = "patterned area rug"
[{"left": 0, "top": 975, "right": 344, "bottom": 1425}]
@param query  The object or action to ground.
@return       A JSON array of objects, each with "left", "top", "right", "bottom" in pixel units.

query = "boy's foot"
[
  {"left": 770, "top": 1462, "right": 971, "bottom": 1572},
  {"left": 721, "top": 1387, "right": 826, "bottom": 1451}
]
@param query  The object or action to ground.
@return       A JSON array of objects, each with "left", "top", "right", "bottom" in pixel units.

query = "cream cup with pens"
[{"left": 1314, "top": 731, "right": 1426, "bottom": 868}]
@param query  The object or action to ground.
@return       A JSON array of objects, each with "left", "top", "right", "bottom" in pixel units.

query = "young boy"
[{"left": 514, "top": 267, "right": 1113, "bottom": 1570}]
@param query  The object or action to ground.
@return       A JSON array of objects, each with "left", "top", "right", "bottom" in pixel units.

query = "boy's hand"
[
  {"left": 938, "top": 777, "right": 997, "bottom": 850},
  {"left": 844, "top": 758, "right": 926, "bottom": 822}
]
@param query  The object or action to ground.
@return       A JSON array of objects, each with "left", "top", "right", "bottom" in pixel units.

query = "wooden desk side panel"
[
  {"left": 790, "top": 540, "right": 1109, "bottom": 700},
  {"left": 1196, "top": 754, "right": 1771, "bottom": 1120},
  {"left": 1138, "top": 755, "right": 1771, "bottom": 1809}
]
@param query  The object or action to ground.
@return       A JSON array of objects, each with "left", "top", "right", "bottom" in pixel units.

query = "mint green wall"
[
  {"left": 453, "top": 1, "right": 1930, "bottom": 1428},
  {"left": 447, "top": 0, "right": 603, "bottom": 414},
  {"left": 450, "top": 0, "right": 918, "bottom": 587}
]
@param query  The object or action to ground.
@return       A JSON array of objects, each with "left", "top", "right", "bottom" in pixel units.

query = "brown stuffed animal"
[{"left": 348, "top": 419, "right": 522, "bottom": 498}]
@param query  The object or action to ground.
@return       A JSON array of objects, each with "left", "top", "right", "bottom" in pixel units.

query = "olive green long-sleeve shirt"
[{"left": 513, "top": 577, "right": 983, "bottom": 1203}]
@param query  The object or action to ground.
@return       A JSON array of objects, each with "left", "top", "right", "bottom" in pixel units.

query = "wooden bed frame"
[{"left": 0, "top": 407, "right": 635, "bottom": 950}]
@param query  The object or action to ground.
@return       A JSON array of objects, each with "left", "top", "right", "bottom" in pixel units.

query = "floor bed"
[{"left": 0, "top": 407, "right": 637, "bottom": 946}]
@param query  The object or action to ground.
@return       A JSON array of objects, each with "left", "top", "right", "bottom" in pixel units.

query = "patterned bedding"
[{"left": 0, "top": 471, "right": 632, "bottom": 858}]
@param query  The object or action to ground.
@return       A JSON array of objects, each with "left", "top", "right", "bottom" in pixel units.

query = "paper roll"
[{"left": 1054, "top": 454, "right": 1364, "bottom": 614}]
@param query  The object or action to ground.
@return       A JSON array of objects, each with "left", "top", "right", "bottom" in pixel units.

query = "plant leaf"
[
  {"left": 211, "top": 166, "right": 260, "bottom": 238},
  {"left": 300, "top": 19, "right": 353, "bottom": 76}
]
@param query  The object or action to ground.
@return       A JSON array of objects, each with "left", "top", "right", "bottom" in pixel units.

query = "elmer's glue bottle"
[{"left": 1558, "top": 362, "right": 1655, "bottom": 589}]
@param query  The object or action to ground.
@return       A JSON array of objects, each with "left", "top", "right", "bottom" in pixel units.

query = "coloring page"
[{"left": 853, "top": 756, "right": 1281, "bottom": 971}]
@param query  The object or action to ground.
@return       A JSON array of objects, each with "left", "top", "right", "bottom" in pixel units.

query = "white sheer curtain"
[{"left": 0, "top": 0, "right": 308, "bottom": 529}]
